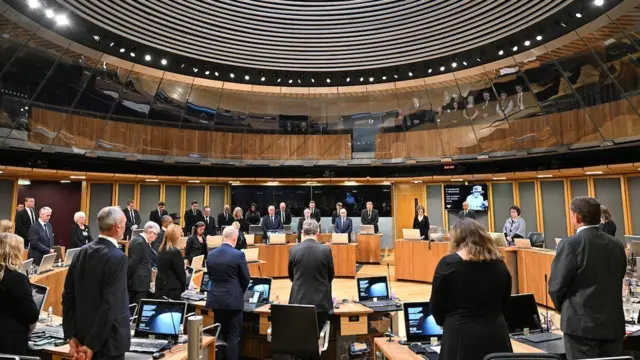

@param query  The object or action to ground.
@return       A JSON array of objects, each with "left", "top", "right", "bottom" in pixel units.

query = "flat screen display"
[
  {"left": 357, "top": 276, "right": 389, "bottom": 301},
  {"left": 403, "top": 302, "right": 443, "bottom": 341},
  {"left": 247, "top": 277, "right": 272, "bottom": 302},
  {"left": 200, "top": 273, "right": 211, "bottom": 293},
  {"left": 136, "top": 300, "right": 186, "bottom": 337},
  {"left": 505, "top": 294, "right": 542, "bottom": 334},
  {"left": 31, "top": 283, "right": 48, "bottom": 313},
  {"left": 444, "top": 184, "right": 489, "bottom": 211}
]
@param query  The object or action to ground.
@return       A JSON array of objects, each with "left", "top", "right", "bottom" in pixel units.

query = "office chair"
[
  {"left": 267, "top": 304, "right": 330, "bottom": 360},
  {"left": 483, "top": 353, "right": 561, "bottom": 360},
  {"left": 0, "top": 355, "right": 41, "bottom": 360},
  {"left": 527, "top": 232, "right": 545, "bottom": 248}
]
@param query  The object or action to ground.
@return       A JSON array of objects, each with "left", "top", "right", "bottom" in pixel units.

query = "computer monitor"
[
  {"left": 22, "top": 258, "right": 33, "bottom": 275},
  {"left": 402, "top": 229, "right": 421, "bottom": 240},
  {"left": 359, "top": 225, "right": 375, "bottom": 235},
  {"left": 31, "top": 283, "right": 49, "bottom": 313},
  {"left": 190, "top": 255, "right": 205, "bottom": 271},
  {"left": 64, "top": 248, "right": 81, "bottom": 266},
  {"left": 504, "top": 293, "right": 542, "bottom": 335},
  {"left": 357, "top": 276, "right": 389, "bottom": 301},
  {"left": 489, "top": 232, "right": 507, "bottom": 247},
  {"left": 199, "top": 273, "right": 211, "bottom": 294},
  {"left": 185, "top": 266, "right": 194, "bottom": 290},
  {"left": 403, "top": 301, "right": 443, "bottom": 342},
  {"left": 283, "top": 225, "right": 292, "bottom": 234},
  {"left": 243, "top": 247, "right": 260, "bottom": 262},
  {"left": 249, "top": 225, "right": 262, "bottom": 235},
  {"left": 247, "top": 277, "right": 272, "bottom": 303},
  {"left": 38, "top": 253, "right": 56, "bottom": 275},
  {"left": 625, "top": 235, "right": 640, "bottom": 249},
  {"left": 134, "top": 299, "right": 187, "bottom": 339}
]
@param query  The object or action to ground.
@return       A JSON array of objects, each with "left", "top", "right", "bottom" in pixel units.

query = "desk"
[
  {"left": 318, "top": 233, "right": 331, "bottom": 244},
  {"left": 373, "top": 337, "right": 543, "bottom": 359},
  {"left": 356, "top": 234, "right": 381, "bottom": 263},
  {"left": 256, "top": 244, "right": 295, "bottom": 278},
  {"left": 394, "top": 240, "right": 449, "bottom": 282},
  {"left": 31, "top": 267, "right": 68, "bottom": 316},
  {"left": 248, "top": 260, "right": 267, "bottom": 277},
  {"left": 328, "top": 243, "right": 357, "bottom": 278},
  {"left": 253, "top": 234, "right": 298, "bottom": 244},
  {"left": 517, "top": 248, "right": 556, "bottom": 309}
]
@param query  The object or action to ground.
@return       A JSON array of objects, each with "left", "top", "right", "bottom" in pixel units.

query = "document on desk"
[{"left": 430, "top": 345, "right": 441, "bottom": 354}]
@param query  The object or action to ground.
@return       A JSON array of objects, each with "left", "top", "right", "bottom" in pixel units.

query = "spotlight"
[
  {"left": 594, "top": 0, "right": 604, "bottom": 5},
  {"left": 498, "top": 49, "right": 504, "bottom": 55},
  {"left": 346, "top": 77, "right": 350, "bottom": 82},
  {"left": 536, "top": 35, "right": 543, "bottom": 41},
  {"left": 119, "top": 48, "right": 126, "bottom": 53},
  {"left": 440, "top": 66, "right": 445, "bottom": 71},
  {"left": 463, "top": 61, "right": 467, "bottom": 65},
  {"left": 109, "top": 42, "right": 115, "bottom": 47},
  {"left": 44, "top": 9, "right": 55, "bottom": 18},
  {"left": 193, "top": 68, "right": 198, "bottom": 73},
  {"left": 129, "top": 52, "right": 135, "bottom": 57},
  {"left": 476, "top": 57, "right": 481, "bottom": 62},
  {"left": 408, "top": 71, "right": 413, "bottom": 76},
  {"left": 27, "top": 0, "right": 41, "bottom": 9},
  {"left": 428, "top": 69, "right": 433, "bottom": 73},
  {"left": 244, "top": 75, "right": 249, "bottom": 80},
  {"left": 310, "top": 78, "right": 314, "bottom": 83},
  {"left": 451, "top": 62, "right": 457, "bottom": 68},
  {"left": 289, "top": 79, "right": 293, "bottom": 84},
  {"left": 298, "top": 79, "right": 301, "bottom": 84},
  {"left": 205, "top": 70, "right": 210, "bottom": 75},
  {"left": 278, "top": 78, "right": 282, "bottom": 83},
  {"left": 393, "top": 74, "right": 398, "bottom": 79},
  {"left": 144, "top": 54, "right": 151, "bottom": 61},
  {"left": 261, "top": 76, "right": 265, "bottom": 81},
  {"left": 369, "top": 77, "right": 374, "bottom": 82},
  {"left": 229, "top": 73, "right": 234, "bottom": 78},
  {"left": 382, "top": 76, "right": 387, "bottom": 80},
  {"left": 512, "top": 45, "right": 518, "bottom": 51},
  {"left": 93, "top": 35, "right": 100, "bottom": 42},
  {"left": 524, "top": 40, "right": 531, "bottom": 46},
  {"left": 575, "top": 13, "right": 582, "bottom": 18},
  {"left": 360, "top": 77, "right": 364, "bottom": 82},
  {"left": 161, "top": 58, "right": 167, "bottom": 65},
  {"left": 54, "top": 14, "right": 69, "bottom": 26},
  {"left": 214, "top": 71, "right": 219, "bottom": 76},
  {"left": 326, "top": 78, "right": 331, "bottom": 83},
  {"left": 560, "top": 22, "right": 566, "bottom": 27}
]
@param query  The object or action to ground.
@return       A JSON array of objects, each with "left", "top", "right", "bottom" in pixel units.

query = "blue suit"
[
  {"left": 334, "top": 216, "right": 352, "bottom": 236},
  {"left": 28, "top": 221, "right": 53, "bottom": 265},
  {"left": 206, "top": 243, "right": 250, "bottom": 360},
  {"left": 261, "top": 214, "right": 283, "bottom": 240}
]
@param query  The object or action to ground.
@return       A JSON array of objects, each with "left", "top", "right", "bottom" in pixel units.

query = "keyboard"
[
  {"left": 517, "top": 332, "right": 563, "bottom": 343},
  {"left": 244, "top": 302, "right": 268, "bottom": 312},
  {"left": 181, "top": 291, "right": 206, "bottom": 301},
  {"left": 32, "top": 325, "right": 64, "bottom": 339},
  {"left": 362, "top": 299, "right": 399, "bottom": 308},
  {"left": 129, "top": 338, "right": 169, "bottom": 353}
]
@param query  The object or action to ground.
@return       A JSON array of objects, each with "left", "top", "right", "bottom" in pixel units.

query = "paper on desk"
[
  {"left": 626, "top": 324, "right": 640, "bottom": 333},
  {"left": 431, "top": 345, "right": 441, "bottom": 354}
]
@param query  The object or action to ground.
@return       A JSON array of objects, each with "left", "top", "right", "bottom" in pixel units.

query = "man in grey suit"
[
  {"left": 288, "top": 219, "right": 335, "bottom": 330},
  {"left": 28, "top": 207, "right": 55, "bottom": 265},
  {"left": 549, "top": 196, "right": 626, "bottom": 359},
  {"left": 458, "top": 201, "right": 476, "bottom": 220}
]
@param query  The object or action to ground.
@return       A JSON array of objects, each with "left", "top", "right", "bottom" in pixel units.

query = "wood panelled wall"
[{"left": 29, "top": 108, "right": 351, "bottom": 160}]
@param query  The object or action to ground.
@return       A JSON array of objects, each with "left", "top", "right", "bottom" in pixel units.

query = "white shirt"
[
  {"left": 99, "top": 235, "right": 119, "bottom": 248},
  {"left": 576, "top": 225, "right": 599, "bottom": 234}
]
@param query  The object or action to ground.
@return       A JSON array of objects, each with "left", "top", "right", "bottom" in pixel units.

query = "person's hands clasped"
[{"left": 69, "top": 338, "right": 94, "bottom": 360}]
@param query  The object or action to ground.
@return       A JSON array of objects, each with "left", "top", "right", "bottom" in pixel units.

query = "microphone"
[
  {"left": 387, "top": 263, "right": 396, "bottom": 303},
  {"left": 544, "top": 274, "right": 551, "bottom": 332},
  {"left": 258, "top": 264, "right": 263, "bottom": 278}
]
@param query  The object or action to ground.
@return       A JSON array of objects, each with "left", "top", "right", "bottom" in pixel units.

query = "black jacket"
[
  {"left": 150, "top": 208, "right": 168, "bottom": 227},
  {"left": 28, "top": 220, "right": 53, "bottom": 265},
  {"left": 0, "top": 268, "right": 39, "bottom": 355},
  {"left": 360, "top": 209, "right": 379, "bottom": 233},
  {"left": 599, "top": 220, "right": 617, "bottom": 238},
  {"left": 205, "top": 243, "right": 250, "bottom": 311},
  {"left": 275, "top": 209, "right": 292, "bottom": 225},
  {"left": 62, "top": 237, "right": 131, "bottom": 358},
  {"left": 123, "top": 208, "right": 141, "bottom": 239},
  {"left": 15, "top": 208, "right": 37, "bottom": 247},
  {"left": 261, "top": 215, "right": 283, "bottom": 239},
  {"left": 331, "top": 210, "right": 340, "bottom": 225},
  {"left": 413, "top": 215, "right": 430, "bottom": 240},
  {"left": 309, "top": 208, "right": 322, "bottom": 223},
  {"left": 458, "top": 210, "right": 476, "bottom": 220},
  {"left": 218, "top": 212, "right": 234, "bottom": 231},
  {"left": 549, "top": 227, "right": 626, "bottom": 339},
  {"left": 156, "top": 247, "right": 186, "bottom": 291},
  {"left": 183, "top": 209, "right": 204, "bottom": 235},
  {"left": 297, "top": 217, "right": 312, "bottom": 241},
  {"left": 70, "top": 223, "right": 93, "bottom": 249},
  {"left": 185, "top": 235, "right": 207, "bottom": 264},
  {"left": 127, "top": 235, "right": 154, "bottom": 293},
  {"left": 288, "top": 239, "right": 335, "bottom": 312},
  {"left": 203, "top": 216, "right": 217, "bottom": 237},
  {"left": 245, "top": 211, "right": 261, "bottom": 226}
]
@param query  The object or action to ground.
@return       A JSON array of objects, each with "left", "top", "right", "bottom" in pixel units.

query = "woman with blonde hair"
[
  {"left": 155, "top": 224, "right": 186, "bottom": 300},
  {"left": 0, "top": 219, "right": 13, "bottom": 233},
  {"left": 232, "top": 207, "right": 248, "bottom": 233},
  {"left": 0, "top": 233, "right": 39, "bottom": 354},
  {"left": 231, "top": 221, "right": 247, "bottom": 251},
  {"left": 430, "top": 219, "right": 512, "bottom": 360}
]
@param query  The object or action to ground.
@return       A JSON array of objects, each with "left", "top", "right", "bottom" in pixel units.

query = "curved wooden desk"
[
  {"left": 31, "top": 267, "right": 68, "bottom": 316},
  {"left": 373, "top": 337, "right": 543, "bottom": 359}
]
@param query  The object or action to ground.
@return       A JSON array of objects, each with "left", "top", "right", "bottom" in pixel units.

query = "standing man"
[
  {"left": 153, "top": 215, "right": 173, "bottom": 252},
  {"left": 297, "top": 208, "right": 312, "bottom": 242},
  {"left": 334, "top": 208, "right": 352, "bottom": 238},
  {"left": 128, "top": 221, "right": 159, "bottom": 308},
  {"left": 28, "top": 207, "right": 54, "bottom": 265},
  {"left": 261, "top": 206, "right": 283, "bottom": 241},
  {"left": 360, "top": 201, "right": 379, "bottom": 233},
  {"left": 149, "top": 201, "right": 168, "bottom": 228},
  {"left": 275, "top": 202, "right": 292, "bottom": 225},
  {"left": 458, "top": 202, "right": 476, "bottom": 220},
  {"left": 549, "top": 197, "right": 626, "bottom": 359},
  {"left": 15, "top": 197, "right": 37, "bottom": 247},
  {"left": 183, "top": 201, "right": 204, "bottom": 236},
  {"left": 123, "top": 200, "right": 141, "bottom": 240},
  {"left": 288, "top": 219, "right": 334, "bottom": 328},
  {"left": 218, "top": 205, "right": 233, "bottom": 232},
  {"left": 206, "top": 226, "right": 250, "bottom": 360},
  {"left": 202, "top": 206, "right": 217, "bottom": 237},
  {"left": 331, "top": 202, "right": 342, "bottom": 225},
  {"left": 62, "top": 206, "right": 130, "bottom": 360},
  {"left": 309, "top": 201, "right": 321, "bottom": 223}
]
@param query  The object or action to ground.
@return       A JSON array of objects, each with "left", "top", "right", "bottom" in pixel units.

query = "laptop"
[
  {"left": 514, "top": 238, "right": 532, "bottom": 248},
  {"left": 190, "top": 255, "right": 205, "bottom": 272},
  {"left": 249, "top": 225, "right": 262, "bottom": 235},
  {"left": 402, "top": 229, "right": 422, "bottom": 240},
  {"left": 245, "top": 234, "right": 255, "bottom": 246},
  {"left": 22, "top": 258, "right": 33, "bottom": 275},
  {"left": 206, "top": 235, "right": 222, "bottom": 249},
  {"left": 63, "top": 248, "right": 80, "bottom": 267},
  {"left": 244, "top": 277, "right": 272, "bottom": 311},
  {"left": 356, "top": 276, "right": 399, "bottom": 311},
  {"left": 243, "top": 247, "right": 260, "bottom": 263},
  {"left": 130, "top": 299, "right": 187, "bottom": 353},
  {"left": 359, "top": 225, "right": 375, "bottom": 235},
  {"left": 269, "top": 233, "right": 287, "bottom": 245},
  {"left": 331, "top": 233, "right": 349, "bottom": 244},
  {"left": 31, "top": 283, "right": 49, "bottom": 313},
  {"left": 403, "top": 301, "right": 443, "bottom": 343},
  {"left": 283, "top": 225, "right": 292, "bottom": 234},
  {"left": 199, "top": 272, "right": 211, "bottom": 294},
  {"left": 625, "top": 235, "right": 640, "bottom": 249},
  {"left": 185, "top": 266, "right": 194, "bottom": 290},
  {"left": 489, "top": 232, "right": 507, "bottom": 247},
  {"left": 37, "top": 253, "right": 57, "bottom": 275},
  {"left": 505, "top": 294, "right": 562, "bottom": 343},
  {"left": 53, "top": 246, "right": 64, "bottom": 263}
]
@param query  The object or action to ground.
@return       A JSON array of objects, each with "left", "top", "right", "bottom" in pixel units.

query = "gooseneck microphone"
[{"left": 544, "top": 274, "right": 551, "bottom": 332}]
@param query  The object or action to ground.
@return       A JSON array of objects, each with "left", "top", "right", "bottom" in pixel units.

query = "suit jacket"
[
  {"left": 205, "top": 243, "right": 250, "bottom": 311},
  {"left": 360, "top": 209, "right": 379, "bottom": 233},
  {"left": 185, "top": 235, "right": 207, "bottom": 264},
  {"left": 458, "top": 210, "right": 476, "bottom": 220},
  {"left": 0, "top": 268, "right": 39, "bottom": 354},
  {"left": 275, "top": 209, "right": 292, "bottom": 225},
  {"left": 28, "top": 221, "right": 53, "bottom": 265},
  {"left": 217, "top": 212, "right": 234, "bottom": 231},
  {"left": 334, "top": 217, "right": 352, "bottom": 235},
  {"left": 183, "top": 209, "right": 204, "bottom": 235},
  {"left": 288, "top": 239, "right": 335, "bottom": 312},
  {"left": 599, "top": 220, "right": 617, "bottom": 238},
  {"left": 203, "top": 216, "right": 217, "bottom": 237},
  {"left": 70, "top": 223, "right": 93, "bottom": 249},
  {"left": 413, "top": 216, "right": 430, "bottom": 240},
  {"left": 261, "top": 215, "right": 283, "bottom": 239},
  {"left": 123, "top": 208, "right": 141, "bottom": 239},
  {"left": 549, "top": 227, "right": 626, "bottom": 339},
  {"left": 297, "top": 217, "right": 313, "bottom": 241},
  {"left": 309, "top": 208, "right": 322, "bottom": 223},
  {"left": 156, "top": 247, "right": 186, "bottom": 291},
  {"left": 62, "top": 238, "right": 130, "bottom": 357},
  {"left": 331, "top": 210, "right": 339, "bottom": 225},
  {"left": 127, "top": 235, "right": 154, "bottom": 293},
  {"left": 152, "top": 229, "right": 165, "bottom": 252},
  {"left": 150, "top": 208, "right": 168, "bottom": 227},
  {"left": 15, "top": 208, "right": 37, "bottom": 247}
]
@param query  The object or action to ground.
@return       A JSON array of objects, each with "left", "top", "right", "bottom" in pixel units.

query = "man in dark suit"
[
  {"left": 458, "top": 201, "right": 476, "bottom": 220},
  {"left": 334, "top": 208, "right": 352, "bottom": 237},
  {"left": 297, "top": 208, "right": 312, "bottom": 242},
  {"left": 127, "top": 221, "right": 159, "bottom": 309},
  {"left": 149, "top": 201, "right": 168, "bottom": 227},
  {"left": 202, "top": 206, "right": 217, "bottom": 237},
  {"left": 261, "top": 205, "right": 283, "bottom": 241},
  {"left": 275, "top": 202, "right": 292, "bottom": 225},
  {"left": 62, "top": 206, "right": 130, "bottom": 360},
  {"left": 122, "top": 200, "right": 141, "bottom": 240},
  {"left": 331, "top": 202, "right": 342, "bottom": 225},
  {"left": 153, "top": 215, "right": 173, "bottom": 252},
  {"left": 15, "top": 197, "right": 37, "bottom": 248},
  {"left": 183, "top": 200, "right": 204, "bottom": 236},
  {"left": 288, "top": 219, "right": 335, "bottom": 329},
  {"left": 28, "top": 207, "right": 54, "bottom": 265},
  {"left": 206, "top": 226, "right": 250, "bottom": 360},
  {"left": 360, "top": 201, "right": 379, "bottom": 233},
  {"left": 309, "top": 201, "right": 321, "bottom": 223},
  {"left": 218, "top": 205, "right": 233, "bottom": 232},
  {"left": 549, "top": 196, "right": 626, "bottom": 359}
]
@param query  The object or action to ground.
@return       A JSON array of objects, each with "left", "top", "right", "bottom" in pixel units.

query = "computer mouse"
[
  {"left": 342, "top": 299, "right": 348, "bottom": 303},
  {"left": 334, "top": 304, "right": 340, "bottom": 309},
  {"left": 152, "top": 352, "right": 165, "bottom": 359}
]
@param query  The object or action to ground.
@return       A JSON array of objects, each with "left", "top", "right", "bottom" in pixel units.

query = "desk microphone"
[
  {"left": 387, "top": 263, "right": 395, "bottom": 301},
  {"left": 258, "top": 264, "right": 263, "bottom": 278},
  {"left": 544, "top": 274, "right": 551, "bottom": 332}
]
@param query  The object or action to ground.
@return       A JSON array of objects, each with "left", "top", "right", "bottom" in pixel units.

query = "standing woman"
[
  {"left": 0, "top": 220, "right": 14, "bottom": 233},
  {"left": 0, "top": 233, "right": 39, "bottom": 355},
  {"left": 245, "top": 203, "right": 261, "bottom": 226},
  {"left": 599, "top": 205, "right": 617, "bottom": 237},
  {"left": 430, "top": 219, "right": 512, "bottom": 360},
  {"left": 233, "top": 207, "right": 249, "bottom": 233},
  {"left": 231, "top": 221, "right": 247, "bottom": 251},
  {"left": 412, "top": 205, "right": 430, "bottom": 240},
  {"left": 70, "top": 211, "right": 93, "bottom": 249},
  {"left": 185, "top": 222, "right": 207, "bottom": 264},
  {"left": 503, "top": 205, "right": 526, "bottom": 243},
  {"left": 156, "top": 224, "right": 186, "bottom": 300}
]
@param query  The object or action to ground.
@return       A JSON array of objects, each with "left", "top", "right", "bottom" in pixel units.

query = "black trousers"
[
  {"left": 213, "top": 309, "right": 243, "bottom": 360},
  {"left": 564, "top": 333, "right": 623, "bottom": 360}
]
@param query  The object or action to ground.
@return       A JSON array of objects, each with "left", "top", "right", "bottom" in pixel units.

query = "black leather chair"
[
  {"left": 527, "top": 232, "right": 545, "bottom": 248},
  {"left": 483, "top": 353, "right": 561, "bottom": 360},
  {"left": 267, "top": 304, "right": 330, "bottom": 360}
]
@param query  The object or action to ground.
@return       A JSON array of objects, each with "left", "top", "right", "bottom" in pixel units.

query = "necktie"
[
  {"left": 29, "top": 209, "right": 35, "bottom": 224},
  {"left": 281, "top": 212, "right": 284, "bottom": 223},
  {"left": 43, "top": 222, "right": 49, "bottom": 239},
  {"left": 271, "top": 216, "right": 274, "bottom": 224},
  {"left": 368, "top": 211, "right": 371, "bottom": 218},
  {"left": 193, "top": 210, "right": 196, "bottom": 216},
  {"left": 205, "top": 217, "right": 208, "bottom": 225},
  {"left": 159, "top": 209, "right": 161, "bottom": 217},
  {"left": 130, "top": 210, "right": 135, "bottom": 222}
]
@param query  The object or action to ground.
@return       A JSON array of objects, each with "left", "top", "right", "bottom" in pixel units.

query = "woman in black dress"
[
  {"left": 233, "top": 207, "right": 249, "bottom": 233},
  {"left": 232, "top": 221, "right": 248, "bottom": 251},
  {"left": 185, "top": 221, "right": 207, "bottom": 264},
  {"left": 599, "top": 205, "right": 617, "bottom": 237},
  {"left": 430, "top": 218, "right": 512, "bottom": 360},
  {"left": 70, "top": 211, "right": 93, "bottom": 248},
  {"left": 156, "top": 224, "right": 187, "bottom": 300},
  {"left": 412, "top": 205, "right": 430, "bottom": 240},
  {"left": 245, "top": 203, "right": 261, "bottom": 226}
]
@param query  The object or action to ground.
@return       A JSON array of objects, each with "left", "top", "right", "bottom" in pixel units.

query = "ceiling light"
[
  {"left": 408, "top": 72, "right": 413, "bottom": 76},
  {"left": 493, "top": 177, "right": 507, "bottom": 180},
  {"left": 428, "top": 69, "right": 433, "bottom": 73},
  {"left": 594, "top": 0, "right": 604, "bottom": 5},
  {"left": 360, "top": 77, "right": 364, "bottom": 82},
  {"left": 193, "top": 68, "right": 198, "bottom": 73},
  {"left": 205, "top": 70, "right": 210, "bottom": 75},
  {"left": 60, "top": 180, "right": 71, "bottom": 183},
  {"left": 279, "top": 78, "right": 283, "bottom": 83},
  {"left": 369, "top": 77, "right": 374, "bottom": 82},
  {"left": 393, "top": 74, "right": 398, "bottom": 79},
  {"left": 585, "top": 171, "right": 603, "bottom": 175},
  {"left": 244, "top": 75, "right": 249, "bottom": 80},
  {"left": 576, "top": 13, "right": 582, "bottom": 18},
  {"left": 266, "top": 181, "right": 280, "bottom": 185},
  {"left": 54, "top": 14, "right": 69, "bottom": 26},
  {"left": 536, "top": 35, "right": 543, "bottom": 41},
  {"left": 214, "top": 71, "right": 219, "bottom": 76},
  {"left": 560, "top": 22, "right": 566, "bottom": 27},
  {"left": 498, "top": 50, "right": 504, "bottom": 55},
  {"left": 188, "top": 180, "right": 200, "bottom": 183},
  {"left": 524, "top": 40, "right": 531, "bottom": 46},
  {"left": 161, "top": 58, "right": 167, "bottom": 65},
  {"left": 345, "top": 181, "right": 357, "bottom": 185},
  {"left": 382, "top": 76, "right": 387, "bottom": 80},
  {"left": 289, "top": 79, "right": 293, "bottom": 84},
  {"left": 440, "top": 66, "right": 445, "bottom": 71},
  {"left": 229, "top": 73, "right": 234, "bottom": 78},
  {"left": 298, "top": 79, "right": 301, "bottom": 84},
  {"left": 476, "top": 57, "right": 481, "bottom": 62},
  {"left": 306, "top": 181, "right": 318, "bottom": 184},
  {"left": 93, "top": 37, "right": 100, "bottom": 43},
  {"left": 18, "top": 179, "right": 31, "bottom": 185},
  {"left": 145, "top": 179, "right": 159, "bottom": 182},
  {"left": 463, "top": 61, "right": 467, "bottom": 66},
  {"left": 346, "top": 77, "right": 350, "bottom": 82},
  {"left": 45, "top": 9, "right": 55, "bottom": 18},
  {"left": 310, "top": 78, "right": 314, "bottom": 83},
  {"left": 326, "top": 78, "right": 331, "bottom": 83},
  {"left": 109, "top": 42, "right": 115, "bottom": 47},
  {"left": 0, "top": 171, "right": 3, "bottom": 174},
  {"left": 537, "top": 174, "right": 553, "bottom": 178},
  {"left": 412, "top": 180, "right": 422, "bottom": 184},
  {"left": 451, "top": 179, "right": 463, "bottom": 182},
  {"left": 260, "top": 76, "right": 265, "bottom": 81},
  {"left": 144, "top": 54, "right": 151, "bottom": 61},
  {"left": 451, "top": 62, "right": 457, "bottom": 68},
  {"left": 130, "top": 52, "right": 135, "bottom": 57},
  {"left": 512, "top": 46, "right": 518, "bottom": 51},
  {"left": 27, "top": 0, "right": 41, "bottom": 9},
  {"left": 70, "top": 175, "right": 86, "bottom": 179}
]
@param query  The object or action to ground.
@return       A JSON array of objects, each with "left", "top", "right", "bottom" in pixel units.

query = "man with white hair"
[
  {"left": 275, "top": 202, "right": 292, "bottom": 225},
  {"left": 206, "top": 226, "right": 250, "bottom": 360},
  {"left": 261, "top": 205, "right": 282, "bottom": 241},
  {"left": 63, "top": 206, "right": 130, "bottom": 360},
  {"left": 27, "top": 206, "right": 54, "bottom": 265},
  {"left": 128, "top": 221, "right": 160, "bottom": 308}
]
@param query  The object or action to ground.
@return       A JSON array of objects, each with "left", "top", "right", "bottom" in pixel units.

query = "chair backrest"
[
  {"left": 527, "top": 232, "right": 545, "bottom": 246},
  {"left": 245, "top": 234, "right": 255, "bottom": 246},
  {"left": 270, "top": 304, "right": 320, "bottom": 359},
  {"left": 206, "top": 235, "right": 223, "bottom": 249},
  {"left": 483, "top": 353, "right": 561, "bottom": 360}
]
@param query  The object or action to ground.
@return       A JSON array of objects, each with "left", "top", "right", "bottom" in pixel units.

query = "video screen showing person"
[
  {"left": 136, "top": 301, "right": 186, "bottom": 336},
  {"left": 444, "top": 184, "right": 489, "bottom": 211},
  {"left": 31, "top": 284, "right": 47, "bottom": 312},
  {"left": 200, "top": 273, "right": 212, "bottom": 293},
  {"left": 404, "top": 302, "right": 443, "bottom": 341},
  {"left": 247, "top": 277, "right": 271, "bottom": 302},
  {"left": 357, "top": 276, "right": 389, "bottom": 301}
]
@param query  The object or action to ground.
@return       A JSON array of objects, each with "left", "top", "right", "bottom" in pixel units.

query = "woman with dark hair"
[
  {"left": 245, "top": 203, "right": 261, "bottom": 226},
  {"left": 185, "top": 221, "right": 207, "bottom": 264},
  {"left": 430, "top": 219, "right": 513, "bottom": 360},
  {"left": 599, "top": 205, "right": 617, "bottom": 237},
  {"left": 503, "top": 205, "right": 526, "bottom": 243},
  {"left": 412, "top": 205, "right": 430, "bottom": 240}
]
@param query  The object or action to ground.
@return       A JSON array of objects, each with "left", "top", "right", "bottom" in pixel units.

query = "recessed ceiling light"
[
  {"left": 524, "top": 40, "right": 531, "bottom": 46},
  {"left": 346, "top": 77, "right": 350, "bottom": 82},
  {"left": 512, "top": 46, "right": 518, "bottom": 51},
  {"left": 144, "top": 54, "right": 151, "bottom": 61},
  {"left": 576, "top": 13, "right": 582, "bottom": 18},
  {"left": 411, "top": 180, "right": 422, "bottom": 184},
  {"left": 205, "top": 70, "right": 210, "bottom": 75},
  {"left": 440, "top": 66, "right": 445, "bottom": 71},
  {"left": 536, "top": 35, "right": 543, "bottom": 41},
  {"left": 451, "top": 62, "right": 457, "bottom": 68},
  {"left": 244, "top": 75, "right": 249, "bottom": 80},
  {"left": 109, "top": 42, "right": 115, "bottom": 47},
  {"left": 160, "top": 58, "right": 167, "bottom": 65},
  {"left": 130, "top": 52, "right": 135, "bottom": 57},
  {"left": 289, "top": 79, "right": 293, "bottom": 84},
  {"left": 393, "top": 74, "right": 398, "bottom": 79},
  {"left": 463, "top": 61, "right": 467, "bottom": 65},
  {"left": 537, "top": 174, "right": 553, "bottom": 178},
  {"left": 408, "top": 72, "right": 413, "bottom": 76},
  {"left": 27, "top": 0, "right": 41, "bottom": 9},
  {"left": 326, "top": 78, "right": 331, "bottom": 83},
  {"left": 369, "top": 77, "right": 374, "bottom": 82},
  {"left": 296, "top": 78, "right": 299, "bottom": 83},
  {"left": 594, "top": 0, "right": 604, "bottom": 5},
  {"left": 214, "top": 71, "right": 219, "bottom": 76},
  {"left": 560, "top": 22, "right": 566, "bottom": 27},
  {"left": 382, "top": 76, "right": 387, "bottom": 80},
  {"left": 428, "top": 69, "right": 433, "bottom": 73},
  {"left": 229, "top": 73, "right": 234, "bottom": 78},
  {"left": 188, "top": 180, "right": 200, "bottom": 183},
  {"left": 585, "top": 171, "right": 603, "bottom": 175},
  {"left": 55, "top": 14, "right": 69, "bottom": 26},
  {"left": 260, "top": 76, "right": 265, "bottom": 81},
  {"left": 298, "top": 79, "right": 301, "bottom": 84},
  {"left": 266, "top": 181, "right": 280, "bottom": 185},
  {"left": 360, "top": 77, "right": 364, "bottom": 82},
  {"left": 498, "top": 50, "right": 504, "bottom": 55},
  {"left": 145, "top": 179, "right": 159, "bottom": 182},
  {"left": 45, "top": 9, "right": 55, "bottom": 18},
  {"left": 493, "top": 177, "right": 507, "bottom": 180},
  {"left": 60, "top": 180, "right": 71, "bottom": 183},
  {"left": 193, "top": 68, "right": 198, "bottom": 73},
  {"left": 345, "top": 181, "right": 357, "bottom": 185},
  {"left": 70, "top": 175, "right": 86, "bottom": 179}
]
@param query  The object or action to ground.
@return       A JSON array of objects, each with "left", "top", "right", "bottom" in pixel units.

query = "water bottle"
[
  {"left": 332, "top": 293, "right": 337, "bottom": 306},
  {"left": 391, "top": 290, "right": 397, "bottom": 301},
  {"left": 47, "top": 306, "right": 53, "bottom": 322}
]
